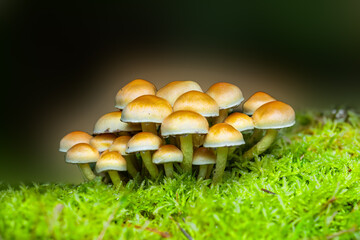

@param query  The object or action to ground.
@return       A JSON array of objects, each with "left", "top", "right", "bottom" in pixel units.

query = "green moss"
[{"left": 1, "top": 110, "right": 360, "bottom": 239}]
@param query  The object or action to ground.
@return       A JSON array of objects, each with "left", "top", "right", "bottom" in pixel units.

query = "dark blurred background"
[{"left": 1, "top": 1, "right": 359, "bottom": 183}]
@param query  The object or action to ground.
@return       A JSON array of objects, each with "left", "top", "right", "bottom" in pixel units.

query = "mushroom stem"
[
  {"left": 141, "top": 123, "right": 157, "bottom": 135},
  {"left": 214, "top": 109, "right": 228, "bottom": 124},
  {"left": 124, "top": 155, "right": 138, "bottom": 178},
  {"left": 140, "top": 151, "right": 159, "bottom": 179},
  {"left": 163, "top": 163, "right": 174, "bottom": 178},
  {"left": 78, "top": 163, "right": 96, "bottom": 181},
  {"left": 180, "top": 135, "right": 193, "bottom": 172},
  {"left": 198, "top": 165, "right": 208, "bottom": 180},
  {"left": 212, "top": 147, "right": 228, "bottom": 185},
  {"left": 246, "top": 129, "right": 263, "bottom": 147},
  {"left": 242, "top": 129, "right": 278, "bottom": 161},
  {"left": 108, "top": 170, "right": 122, "bottom": 187},
  {"left": 206, "top": 164, "right": 214, "bottom": 178}
]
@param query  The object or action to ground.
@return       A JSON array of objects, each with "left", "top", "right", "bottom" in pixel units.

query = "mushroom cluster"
[{"left": 59, "top": 79, "right": 295, "bottom": 186}]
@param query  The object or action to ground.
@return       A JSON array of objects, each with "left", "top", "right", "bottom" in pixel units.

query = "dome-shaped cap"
[
  {"left": 152, "top": 145, "right": 183, "bottom": 164},
  {"left": 206, "top": 82, "right": 243, "bottom": 109},
  {"left": 96, "top": 151, "right": 127, "bottom": 173},
  {"left": 204, "top": 123, "right": 245, "bottom": 148},
  {"left": 161, "top": 110, "right": 209, "bottom": 137},
  {"left": 93, "top": 111, "right": 141, "bottom": 134},
  {"left": 121, "top": 95, "right": 172, "bottom": 124},
  {"left": 243, "top": 91, "right": 276, "bottom": 115},
  {"left": 115, "top": 79, "right": 156, "bottom": 109},
  {"left": 66, "top": 143, "right": 99, "bottom": 164},
  {"left": 173, "top": 91, "right": 219, "bottom": 117},
  {"left": 89, "top": 134, "right": 116, "bottom": 152},
  {"left": 252, "top": 101, "right": 295, "bottom": 129},
  {"left": 126, "top": 132, "right": 162, "bottom": 153},
  {"left": 192, "top": 147, "right": 216, "bottom": 165},
  {"left": 108, "top": 136, "right": 131, "bottom": 155},
  {"left": 59, "top": 131, "right": 92, "bottom": 152},
  {"left": 224, "top": 112, "right": 254, "bottom": 132},
  {"left": 156, "top": 81, "right": 203, "bottom": 106}
]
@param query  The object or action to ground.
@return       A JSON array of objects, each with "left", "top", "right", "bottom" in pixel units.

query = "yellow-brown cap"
[
  {"left": 96, "top": 151, "right": 127, "bottom": 173},
  {"left": 243, "top": 92, "right": 276, "bottom": 115},
  {"left": 156, "top": 81, "right": 203, "bottom": 106},
  {"left": 59, "top": 131, "right": 92, "bottom": 153},
  {"left": 115, "top": 79, "right": 156, "bottom": 109},
  {"left": 224, "top": 112, "right": 254, "bottom": 132},
  {"left": 66, "top": 143, "right": 99, "bottom": 164},
  {"left": 204, "top": 123, "right": 245, "bottom": 148},
  {"left": 252, "top": 101, "right": 295, "bottom": 129},
  {"left": 89, "top": 134, "right": 116, "bottom": 152},
  {"left": 192, "top": 147, "right": 216, "bottom": 165},
  {"left": 93, "top": 111, "right": 141, "bottom": 134},
  {"left": 108, "top": 136, "right": 132, "bottom": 155},
  {"left": 126, "top": 132, "right": 162, "bottom": 153},
  {"left": 161, "top": 110, "right": 209, "bottom": 137},
  {"left": 121, "top": 95, "right": 172, "bottom": 123},
  {"left": 206, "top": 82, "right": 243, "bottom": 109},
  {"left": 152, "top": 145, "right": 183, "bottom": 164},
  {"left": 173, "top": 91, "right": 219, "bottom": 117}
]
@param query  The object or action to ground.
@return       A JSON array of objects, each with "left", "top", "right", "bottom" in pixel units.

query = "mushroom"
[
  {"left": 126, "top": 132, "right": 162, "bottom": 179},
  {"left": 96, "top": 151, "right": 127, "bottom": 188},
  {"left": 242, "top": 101, "right": 295, "bottom": 161},
  {"left": 121, "top": 95, "right": 172, "bottom": 135},
  {"left": 203, "top": 123, "right": 245, "bottom": 185},
  {"left": 152, "top": 145, "right": 183, "bottom": 178},
  {"left": 242, "top": 91, "right": 276, "bottom": 116},
  {"left": 173, "top": 91, "right": 219, "bottom": 148},
  {"left": 115, "top": 79, "right": 156, "bottom": 110},
  {"left": 206, "top": 82, "right": 244, "bottom": 124},
  {"left": 89, "top": 133, "right": 117, "bottom": 153},
  {"left": 161, "top": 110, "right": 209, "bottom": 173},
  {"left": 93, "top": 111, "right": 141, "bottom": 135},
  {"left": 108, "top": 136, "right": 139, "bottom": 178},
  {"left": 65, "top": 143, "right": 99, "bottom": 180},
  {"left": 156, "top": 81, "right": 203, "bottom": 106},
  {"left": 193, "top": 147, "right": 216, "bottom": 180},
  {"left": 59, "top": 131, "right": 92, "bottom": 152}
]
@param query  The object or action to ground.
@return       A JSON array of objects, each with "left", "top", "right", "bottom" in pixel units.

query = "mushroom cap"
[
  {"left": 206, "top": 82, "right": 244, "bottom": 109},
  {"left": 108, "top": 136, "right": 132, "bottom": 155},
  {"left": 161, "top": 110, "right": 209, "bottom": 137},
  {"left": 152, "top": 145, "right": 183, "bottom": 164},
  {"left": 243, "top": 91, "right": 276, "bottom": 115},
  {"left": 121, "top": 95, "right": 173, "bottom": 123},
  {"left": 93, "top": 111, "right": 141, "bottom": 134},
  {"left": 115, "top": 79, "right": 156, "bottom": 109},
  {"left": 59, "top": 131, "right": 92, "bottom": 152},
  {"left": 173, "top": 91, "right": 219, "bottom": 117},
  {"left": 89, "top": 133, "right": 116, "bottom": 152},
  {"left": 224, "top": 112, "right": 254, "bottom": 132},
  {"left": 156, "top": 81, "right": 203, "bottom": 106},
  {"left": 126, "top": 132, "right": 162, "bottom": 153},
  {"left": 66, "top": 143, "right": 99, "bottom": 164},
  {"left": 192, "top": 147, "right": 216, "bottom": 165},
  {"left": 203, "top": 123, "right": 245, "bottom": 148},
  {"left": 252, "top": 101, "right": 295, "bottom": 129},
  {"left": 96, "top": 151, "right": 127, "bottom": 173}
]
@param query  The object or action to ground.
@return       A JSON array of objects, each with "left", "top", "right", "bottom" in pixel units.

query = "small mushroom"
[
  {"left": 206, "top": 82, "right": 244, "bottom": 124},
  {"left": 59, "top": 131, "right": 92, "bottom": 152},
  {"left": 126, "top": 132, "right": 162, "bottom": 179},
  {"left": 156, "top": 81, "right": 203, "bottom": 106},
  {"left": 115, "top": 79, "right": 156, "bottom": 110},
  {"left": 89, "top": 133, "right": 117, "bottom": 153},
  {"left": 161, "top": 110, "right": 209, "bottom": 173},
  {"left": 152, "top": 145, "right": 183, "bottom": 178},
  {"left": 193, "top": 147, "right": 216, "bottom": 180},
  {"left": 93, "top": 111, "right": 141, "bottom": 135},
  {"left": 121, "top": 95, "right": 172, "bottom": 135},
  {"left": 96, "top": 151, "right": 127, "bottom": 188},
  {"left": 65, "top": 143, "right": 99, "bottom": 181},
  {"left": 243, "top": 91, "right": 276, "bottom": 116},
  {"left": 243, "top": 101, "right": 295, "bottom": 161},
  {"left": 204, "top": 123, "right": 245, "bottom": 185}
]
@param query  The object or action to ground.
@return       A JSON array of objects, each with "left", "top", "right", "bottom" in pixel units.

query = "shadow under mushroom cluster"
[{"left": 59, "top": 79, "right": 295, "bottom": 186}]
